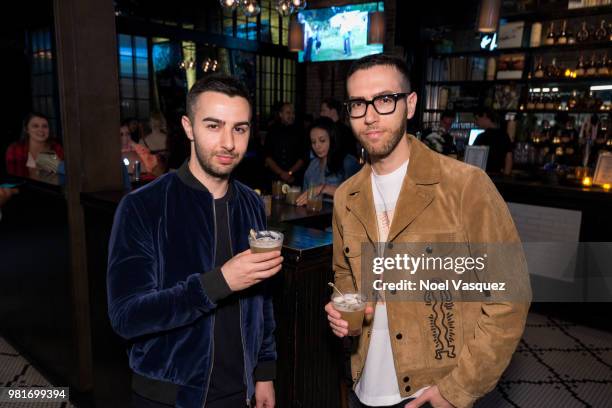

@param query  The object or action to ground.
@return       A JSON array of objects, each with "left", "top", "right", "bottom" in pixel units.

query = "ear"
[
  {"left": 406, "top": 92, "right": 418, "bottom": 121},
  {"left": 181, "top": 115, "right": 194, "bottom": 142}
]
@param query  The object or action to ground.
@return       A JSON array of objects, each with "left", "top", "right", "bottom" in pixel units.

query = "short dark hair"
[
  {"left": 186, "top": 74, "right": 252, "bottom": 120},
  {"left": 346, "top": 54, "right": 412, "bottom": 93},
  {"left": 441, "top": 110, "right": 455, "bottom": 120},
  {"left": 321, "top": 97, "right": 342, "bottom": 115},
  {"left": 474, "top": 107, "right": 498, "bottom": 123}
]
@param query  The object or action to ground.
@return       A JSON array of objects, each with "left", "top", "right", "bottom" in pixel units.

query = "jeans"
[{"left": 348, "top": 390, "right": 433, "bottom": 408}]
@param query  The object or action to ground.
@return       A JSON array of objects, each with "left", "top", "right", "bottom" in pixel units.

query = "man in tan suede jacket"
[{"left": 324, "top": 54, "right": 531, "bottom": 408}]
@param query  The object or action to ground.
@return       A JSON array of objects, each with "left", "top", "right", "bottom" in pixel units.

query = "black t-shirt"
[
  {"left": 473, "top": 128, "right": 513, "bottom": 174},
  {"left": 264, "top": 123, "right": 305, "bottom": 170},
  {"left": 207, "top": 191, "right": 246, "bottom": 404}
]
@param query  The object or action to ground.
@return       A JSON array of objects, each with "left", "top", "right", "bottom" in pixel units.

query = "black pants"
[
  {"left": 131, "top": 391, "right": 248, "bottom": 408},
  {"left": 348, "top": 390, "right": 433, "bottom": 408}
]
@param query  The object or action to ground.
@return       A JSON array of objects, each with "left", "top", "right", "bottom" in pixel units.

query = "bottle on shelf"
[
  {"left": 595, "top": 20, "right": 608, "bottom": 42},
  {"left": 534, "top": 57, "right": 545, "bottom": 78},
  {"left": 597, "top": 52, "right": 609, "bottom": 76},
  {"left": 577, "top": 21, "right": 590, "bottom": 42},
  {"left": 545, "top": 57, "right": 560, "bottom": 78},
  {"left": 557, "top": 20, "right": 568, "bottom": 45},
  {"left": 568, "top": 90, "right": 578, "bottom": 110},
  {"left": 545, "top": 93, "right": 556, "bottom": 110},
  {"left": 545, "top": 22, "right": 556, "bottom": 45},
  {"left": 567, "top": 22, "right": 576, "bottom": 44},
  {"left": 586, "top": 53, "right": 598, "bottom": 76},
  {"left": 575, "top": 55, "right": 586, "bottom": 77},
  {"left": 536, "top": 93, "right": 545, "bottom": 110},
  {"left": 530, "top": 22, "right": 542, "bottom": 47},
  {"left": 526, "top": 92, "right": 536, "bottom": 110}
]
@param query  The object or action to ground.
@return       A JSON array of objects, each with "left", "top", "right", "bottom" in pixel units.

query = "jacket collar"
[
  {"left": 346, "top": 134, "right": 439, "bottom": 243},
  {"left": 177, "top": 160, "right": 234, "bottom": 201}
]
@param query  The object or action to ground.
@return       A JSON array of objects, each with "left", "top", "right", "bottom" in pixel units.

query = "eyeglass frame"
[{"left": 344, "top": 92, "right": 412, "bottom": 119}]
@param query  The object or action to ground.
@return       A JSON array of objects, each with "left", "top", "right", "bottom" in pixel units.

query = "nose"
[
  {"left": 220, "top": 127, "right": 235, "bottom": 152},
  {"left": 364, "top": 103, "right": 378, "bottom": 125}
]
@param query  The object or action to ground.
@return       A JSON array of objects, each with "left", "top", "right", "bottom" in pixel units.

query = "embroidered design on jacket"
[{"left": 424, "top": 279, "right": 456, "bottom": 360}]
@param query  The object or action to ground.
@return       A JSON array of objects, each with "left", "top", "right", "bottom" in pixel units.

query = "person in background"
[
  {"left": 296, "top": 117, "right": 360, "bottom": 205},
  {"left": 120, "top": 125, "right": 163, "bottom": 177},
  {"left": 5, "top": 112, "right": 64, "bottom": 176},
  {"left": 424, "top": 110, "right": 457, "bottom": 156},
  {"left": 125, "top": 117, "right": 143, "bottom": 143},
  {"left": 321, "top": 97, "right": 359, "bottom": 159},
  {"left": 108, "top": 74, "right": 280, "bottom": 408},
  {"left": 264, "top": 102, "right": 306, "bottom": 186},
  {"left": 139, "top": 111, "right": 169, "bottom": 155},
  {"left": 0, "top": 187, "right": 18, "bottom": 222},
  {"left": 473, "top": 107, "right": 513, "bottom": 175}
]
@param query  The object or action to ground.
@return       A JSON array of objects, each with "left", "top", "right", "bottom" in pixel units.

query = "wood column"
[{"left": 53, "top": 0, "right": 122, "bottom": 392}]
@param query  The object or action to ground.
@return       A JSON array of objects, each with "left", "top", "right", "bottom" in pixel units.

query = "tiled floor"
[
  {"left": 0, "top": 336, "right": 74, "bottom": 407},
  {"left": 477, "top": 313, "right": 612, "bottom": 407},
  {"left": 2, "top": 312, "right": 611, "bottom": 407}
]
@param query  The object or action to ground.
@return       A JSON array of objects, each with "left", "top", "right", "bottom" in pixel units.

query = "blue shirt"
[{"left": 303, "top": 154, "right": 361, "bottom": 190}]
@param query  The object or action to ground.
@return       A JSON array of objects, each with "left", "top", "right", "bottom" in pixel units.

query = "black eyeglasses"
[{"left": 344, "top": 92, "right": 410, "bottom": 119}]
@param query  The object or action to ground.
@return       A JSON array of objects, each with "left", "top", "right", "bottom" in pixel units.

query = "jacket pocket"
[{"left": 342, "top": 233, "right": 368, "bottom": 293}]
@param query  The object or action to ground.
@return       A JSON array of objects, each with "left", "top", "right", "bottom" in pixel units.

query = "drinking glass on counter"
[
  {"left": 285, "top": 186, "right": 301, "bottom": 205},
  {"left": 306, "top": 185, "right": 323, "bottom": 212}
]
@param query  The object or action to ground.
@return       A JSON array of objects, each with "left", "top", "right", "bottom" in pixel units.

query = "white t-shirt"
[{"left": 355, "top": 160, "right": 429, "bottom": 405}]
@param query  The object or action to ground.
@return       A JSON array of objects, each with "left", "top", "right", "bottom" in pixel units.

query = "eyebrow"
[
  {"left": 348, "top": 90, "right": 401, "bottom": 100},
  {"left": 202, "top": 117, "right": 251, "bottom": 127}
]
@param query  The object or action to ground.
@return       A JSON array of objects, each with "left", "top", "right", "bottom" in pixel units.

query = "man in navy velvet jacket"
[{"left": 108, "top": 75, "right": 282, "bottom": 408}]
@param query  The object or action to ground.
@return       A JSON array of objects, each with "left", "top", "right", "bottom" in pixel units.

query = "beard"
[
  {"left": 193, "top": 138, "right": 241, "bottom": 180},
  {"left": 358, "top": 112, "right": 407, "bottom": 160}
]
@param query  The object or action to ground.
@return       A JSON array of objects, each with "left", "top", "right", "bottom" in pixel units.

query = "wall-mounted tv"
[{"left": 297, "top": 2, "right": 384, "bottom": 63}]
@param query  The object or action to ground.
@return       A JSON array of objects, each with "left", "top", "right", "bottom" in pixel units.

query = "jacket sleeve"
[
  {"left": 332, "top": 195, "right": 356, "bottom": 293},
  {"left": 254, "top": 201, "right": 277, "bottom": 381},
  {"left": 437, "top": 169, "right": 531, "bottom": 408},
  {"left": 107, "top": 195, "right": 222, "bottom": 340}
]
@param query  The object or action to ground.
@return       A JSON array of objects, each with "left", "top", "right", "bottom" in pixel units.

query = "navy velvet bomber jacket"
[{"left": 107, "top": 163, "right": 277, "bottom": 407}]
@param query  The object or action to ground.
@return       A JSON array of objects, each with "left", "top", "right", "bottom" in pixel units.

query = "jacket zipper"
[
  {"left": 202, "top": 197, "right": 218, "bottom": 407},
  {"left": 226, "top": 203, "right": 251, "bottom": 407}
]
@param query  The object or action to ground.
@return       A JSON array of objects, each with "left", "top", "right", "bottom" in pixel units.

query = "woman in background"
[
  {"left": 5, "top": 112, "right": 64, "bottom": 176},
  {"left": 296, "top": 117, "right": 360, "bottom": 205}
]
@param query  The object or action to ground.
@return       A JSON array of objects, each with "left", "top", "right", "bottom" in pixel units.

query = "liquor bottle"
[
  {"left": 545, "top": 22, "right": 556, "bottom": 45},
  {"left": 545, "top": 57, "right": 560, "bottom": 77},
  {"left": 567, "top": 22, "right": 576, "bottom": 44},
  {"left": 536, "top": 93, "right": 545, "bottom": 110},
  {"left": 598, "top": 52, "right": 610, "bottom": 76},
  {"left": 557, "top": 20, "right": 568, "bottom": 44},
  {"left": 568, "top": 90, "right": 578, "bottom": 110},
  {"left": 534, "top": 57, "right": 545, "bottom": 78},
  {"left": 586, "top": 53, "right": 598, "bottom": 76},
  {"left": 526, "top": 92, "right": 536, "bottom": 110},
  {"left": 577, "top": 21, "right": 590, "bottom": 42},
  {"left": 575, "top": 55, "right": 586, "bottom": 77},
  {"left": 545, "top": 93, "right": 556, "bottom": 110},
  {"left": 595, "top": 20, "right": 608, "bottom": 42}
]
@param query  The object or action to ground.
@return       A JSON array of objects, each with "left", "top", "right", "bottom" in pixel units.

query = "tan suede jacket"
[{"left": 332, "top": 135, "right": 531, "bottom": 408}]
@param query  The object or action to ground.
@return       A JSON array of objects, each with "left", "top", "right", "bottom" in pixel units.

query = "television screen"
[{"left": 297, "top": 2, "right": 384, "bottom": 63}]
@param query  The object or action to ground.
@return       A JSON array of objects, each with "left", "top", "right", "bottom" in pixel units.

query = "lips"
[
  {"left": 216, "top": 154, "right": 236, "bottom": 165},
  {"left": 364, "top": 129, "right": 385, "bottom": 140}
]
